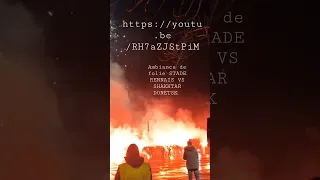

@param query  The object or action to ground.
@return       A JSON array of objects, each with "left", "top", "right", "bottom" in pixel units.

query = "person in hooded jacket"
[
  {"left": 115, "top": 144, "right": 152, "bottom": 180},
  {"left": 183, "top": 140, "right": 200, "bottom": 180}
]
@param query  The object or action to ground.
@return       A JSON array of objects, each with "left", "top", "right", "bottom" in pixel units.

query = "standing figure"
[
  {"left": 183, "top": 140, "right": 200, "bottom": 180},
  {"left": 115, "top": 144, "right": 152, "bottom": 180}
]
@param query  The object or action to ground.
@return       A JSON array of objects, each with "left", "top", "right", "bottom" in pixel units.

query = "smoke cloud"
[
  {"left": 109, "top": 39, "right": 208, "bottom": 175},
  {"left": 110, "top": 57, "right": 208, "bottom": 144}
]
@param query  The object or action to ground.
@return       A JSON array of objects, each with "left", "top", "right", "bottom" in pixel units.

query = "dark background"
[
  {"left": 1, "top": 0, "right": 110, "bottom": 179},
  {"left": 210, "top": 0, "right": 320, "bottom": 179},
  {"left": 0, "top": 0, "right": 319, "bottom": 179}
]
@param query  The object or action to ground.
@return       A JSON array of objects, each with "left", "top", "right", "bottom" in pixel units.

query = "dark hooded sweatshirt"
[
  {"left": 115, "top": 155, "right": 152, "bottom": 180},
  {"left": 183, "top": 145, "right": 199, "bottom": 170}
]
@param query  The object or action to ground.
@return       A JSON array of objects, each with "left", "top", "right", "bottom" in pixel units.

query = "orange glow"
[
  {"left": 110, "top": 113, "right": 208, "bottom": 166},
  {"left": 110, "top": 62, "right": 209, "bottom": 169}
]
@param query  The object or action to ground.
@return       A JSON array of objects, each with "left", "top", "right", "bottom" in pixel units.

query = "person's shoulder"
[
  {"left": 142, "top": 162, "right": 152, "bottom": 171},
  {"left": 118, "top": 163, "right": 127, "bottom": 167}
]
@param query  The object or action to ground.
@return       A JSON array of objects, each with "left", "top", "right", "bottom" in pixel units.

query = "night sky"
[
  {"left": 211, "top": 1, "right": 320, "bottom": 145},
  {"left": 0, "top": 0, "right": 319, "bottom": 179},
  {"left": 210, "top": 0, "right": 320, "bottom": 179}
]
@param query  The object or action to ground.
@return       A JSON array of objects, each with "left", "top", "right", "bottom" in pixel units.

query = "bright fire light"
[
  {"left": 110, "top": 112, "right": 208, "bottom": 166},
  {"left": 110, "top": 19, "right": 208, "bottom": 170},
  {"left": 110, "top": 71, "right": 208, "bottom": 167}
]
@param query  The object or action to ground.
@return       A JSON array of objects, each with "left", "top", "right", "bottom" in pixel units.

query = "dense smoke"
[
  {"left": 110, "top": 59, "right": 208, "bottom": 143},
  {"left": 109, "top": 14, "right": 209, "bottom": 146},
  {"left": 109, "top": 21, "right": 208, "bottom": 170}
]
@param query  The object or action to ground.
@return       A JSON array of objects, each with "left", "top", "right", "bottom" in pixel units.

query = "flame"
[
  {"left": 110, "top": 110, "right": 208, "bottom": 166},
  {"left": 110, "top": 62, "right": 208, "bottom": 172}
]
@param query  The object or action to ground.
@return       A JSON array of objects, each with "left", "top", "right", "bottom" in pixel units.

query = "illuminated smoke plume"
[{"left": 109, "top": 17, "right": 208, "bottom": 169}]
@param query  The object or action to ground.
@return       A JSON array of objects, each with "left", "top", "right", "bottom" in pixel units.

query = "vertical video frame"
[{"left": 110, "top": 0, "right": 211, "bottom": 179}]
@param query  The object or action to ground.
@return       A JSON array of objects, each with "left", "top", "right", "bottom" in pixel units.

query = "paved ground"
[{"left": 110, "top": 153, "right": 210, "bottom": 180}]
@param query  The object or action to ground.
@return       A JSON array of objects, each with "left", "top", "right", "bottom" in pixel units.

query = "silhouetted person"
[
  {"left": 115, "top": 144, "right": 152, "bottom": 180},
  {"left": 183, "top": 140, "right": 200, "bottom": 180}
]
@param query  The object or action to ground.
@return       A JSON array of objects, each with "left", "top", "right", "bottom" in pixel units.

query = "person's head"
[
  {"left": 126, "top": 144, "right": 140, "bottom": 158},
  {"left": 187, "top": 140, "right": 192, "bottom": 146}
]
